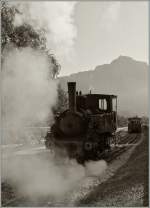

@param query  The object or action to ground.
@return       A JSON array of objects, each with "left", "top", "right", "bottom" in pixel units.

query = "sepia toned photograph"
[{"left": 1, "top": 0, "right": 149, "bottom": 207}]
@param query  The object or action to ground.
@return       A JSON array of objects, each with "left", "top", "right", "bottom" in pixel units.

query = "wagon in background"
[{"left": 128, "top": 117, "right": 142, "bottom": 133}]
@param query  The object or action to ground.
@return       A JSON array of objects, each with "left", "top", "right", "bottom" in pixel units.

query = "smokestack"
[{"left": 68, "top": 82, "right": 76, "bottom": 112}]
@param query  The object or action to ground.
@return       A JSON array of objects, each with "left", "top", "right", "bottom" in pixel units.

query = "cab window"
[{"left": 99, "top": 99, "right": 107, "bottom": 110}]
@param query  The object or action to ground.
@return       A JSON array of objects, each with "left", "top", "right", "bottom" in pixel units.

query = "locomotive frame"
[{"left": 45, "top": 82, "right": 118, "bottom": 163}]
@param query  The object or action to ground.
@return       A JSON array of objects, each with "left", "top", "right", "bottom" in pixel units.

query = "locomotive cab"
[{"left": 76, "top": 93, "right": 117, "bottom": 114}]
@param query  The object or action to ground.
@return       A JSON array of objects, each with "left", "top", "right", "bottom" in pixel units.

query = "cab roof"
[
  {"left": 128, "top": 117, "right": 141, "bottom": 121},
  {"left": 78, "top": 94, "right": 117, "bottom": 99}
]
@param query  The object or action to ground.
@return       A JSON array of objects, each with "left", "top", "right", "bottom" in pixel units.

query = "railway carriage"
[{"left": 128, "top": 117, "right": 142, "bottom": 133}]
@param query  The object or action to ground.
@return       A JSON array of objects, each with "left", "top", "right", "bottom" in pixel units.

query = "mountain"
[{"left": 59, "top": 56, "right": 148, "bottom": 117}]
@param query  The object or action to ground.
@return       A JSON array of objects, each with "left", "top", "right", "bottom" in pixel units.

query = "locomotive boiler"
[{"left": 45, "top": 82, "right": 118, "bottom": 163}]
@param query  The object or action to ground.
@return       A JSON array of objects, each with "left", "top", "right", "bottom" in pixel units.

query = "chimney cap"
[{"left": 67, "top": 81, "right": 76, "bottom": 84}]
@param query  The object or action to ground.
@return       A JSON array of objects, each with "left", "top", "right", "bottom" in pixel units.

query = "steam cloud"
[
  {"left": 2, "top": 155, "right": 107, "bottom": 200},
  {"left": 2, "top": 47, "right": 57, "bottom": 143},
  {"left": 2, "top": 156, "right": 84, "bottom": 198}
]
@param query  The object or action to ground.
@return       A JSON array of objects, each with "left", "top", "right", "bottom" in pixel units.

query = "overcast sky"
[{"left": 57, "top": 1, "right": 148, "bottom": 76}]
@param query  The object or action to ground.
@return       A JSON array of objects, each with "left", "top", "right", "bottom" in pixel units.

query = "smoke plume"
[
  {"left": 2, "top": 47, "right": 57, "bottom": 143},
  {"left": 2, "top": 154, "right": 107, "bottom": 200}
]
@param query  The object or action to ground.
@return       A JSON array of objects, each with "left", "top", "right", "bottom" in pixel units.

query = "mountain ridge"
[
  {"left": 59, "top": 56, "right": 148, "bottom": 117},
  {"left": 59, "top": 56, "right": 148, "bottom": 78}
]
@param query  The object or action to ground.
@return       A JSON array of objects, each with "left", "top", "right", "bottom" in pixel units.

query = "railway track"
[
  {"left": 2, "top": 131, "right": 142, "bottom": 207},
  {"left": 106, "top": 132, "right": 141, "bottom": 163}
]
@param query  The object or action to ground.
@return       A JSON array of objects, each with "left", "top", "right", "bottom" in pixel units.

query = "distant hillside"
[{"left": 59, "top": 56, "right": 148, "bottom": 117}]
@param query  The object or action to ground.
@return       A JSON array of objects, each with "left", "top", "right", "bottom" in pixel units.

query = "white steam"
[
  {"left": 2, "top": 156, "right": 83, "bottom": 198},
  {"left": 85, "top": 160, "right": 107, "bottom": 176},
  {"left": 10, "top": 1, "right": 77, "bottom": 59},
  {"left": 2, "top": 47, "right": 57, "bottom": 143},
  {"left": 2, "top": 154, "right": 107, "bottom": 199}
]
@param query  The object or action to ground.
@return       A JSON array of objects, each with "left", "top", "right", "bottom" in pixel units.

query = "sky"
[{"left": 57, "top": 1, "right": 148, "bottom": 76}]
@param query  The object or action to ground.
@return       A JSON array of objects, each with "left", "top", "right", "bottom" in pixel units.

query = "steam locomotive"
[{"left": 45, "top": 82, "right": 118, "bottom": 163}]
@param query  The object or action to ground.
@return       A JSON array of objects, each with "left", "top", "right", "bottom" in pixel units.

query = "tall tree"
[{"left": 1, "top": 1, "right": 60, "bottom": 78}]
